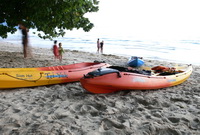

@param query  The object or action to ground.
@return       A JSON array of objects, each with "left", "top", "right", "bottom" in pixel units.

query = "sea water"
[{"left": 1, "top": 29, "right": 200, "bottom": 65}]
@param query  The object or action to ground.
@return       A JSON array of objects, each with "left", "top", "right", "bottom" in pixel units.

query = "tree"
[{"left": 0, "top": 0, "right": 99, "bottom": 39}]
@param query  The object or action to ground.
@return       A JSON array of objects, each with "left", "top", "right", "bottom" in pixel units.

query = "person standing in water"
[
  {"left": 100, "top": 40, "right": 104, "bottom": 54},
  {"left": 97, "top": 38, "right": 100, "bottom": 53}
]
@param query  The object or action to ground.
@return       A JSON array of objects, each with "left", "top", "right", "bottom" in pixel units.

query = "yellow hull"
[{"left": 0, "top": 62, "right": 110, "bottom": 89}]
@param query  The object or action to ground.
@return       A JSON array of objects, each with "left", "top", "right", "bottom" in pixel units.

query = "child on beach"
[
  {"left": 58, "top": 42, "right": 64, "bottom": 62},
  {"left": 53, "top": 40, "right": 59, "bottom": 60}
]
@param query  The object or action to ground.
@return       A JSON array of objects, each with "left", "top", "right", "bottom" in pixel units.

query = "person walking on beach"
[
  {"left": 100, "top": 40, "right": 104, "bottom": 54},
  {"left": 52, "top": 40, "right": 59, "bottom": 60},
  {"left": 19, "top": 23, "right": 32, "bottom": 58},
  {"left": 97, "top": 38, "right": 100, "bottom": 53},
  {"left": 58, "top": 42, "right": 64, "bottom": 62}
]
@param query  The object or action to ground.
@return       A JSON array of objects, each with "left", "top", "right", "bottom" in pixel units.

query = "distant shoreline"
[{"left": 1, "top": 38, "right": 200, "bottom": 66}]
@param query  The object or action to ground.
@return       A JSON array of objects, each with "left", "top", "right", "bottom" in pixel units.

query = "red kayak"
[{"left": 80, "top": 65, "right": 193, "bottom": 94}]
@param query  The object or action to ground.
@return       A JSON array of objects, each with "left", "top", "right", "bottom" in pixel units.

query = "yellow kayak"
[{"left": 0, "top": 62, "right": 110, "bottom": 89}]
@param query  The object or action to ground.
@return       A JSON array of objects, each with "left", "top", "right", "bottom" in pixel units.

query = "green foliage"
[{"left": 0, "top": 0, "right": 99, "bottom": 39}]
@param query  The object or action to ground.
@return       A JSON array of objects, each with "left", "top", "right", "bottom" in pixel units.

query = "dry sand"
[{"left": 0, "top": 41, "right": 199, "bottom": 135}]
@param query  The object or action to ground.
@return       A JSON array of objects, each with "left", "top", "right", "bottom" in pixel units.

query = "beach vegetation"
[{"left": 0, "top": 0, "right": 99, "bottom": 39}]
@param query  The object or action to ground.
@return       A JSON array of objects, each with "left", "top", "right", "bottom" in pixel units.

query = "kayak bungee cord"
[{"left": 0, "top": 72, "right": 44, "bottom": 82}]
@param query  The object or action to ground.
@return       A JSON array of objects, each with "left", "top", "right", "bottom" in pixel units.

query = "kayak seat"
[{"left": 84, "top": 68, "right": 121, "bottom": 78}]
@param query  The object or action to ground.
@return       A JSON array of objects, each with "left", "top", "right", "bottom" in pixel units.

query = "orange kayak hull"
[{"left": 80, "top": 65, "right": 193, "bottom": 94}]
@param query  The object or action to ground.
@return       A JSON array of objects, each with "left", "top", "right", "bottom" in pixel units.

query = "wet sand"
[{"left": 0, "top": 41, "right": 200, "bottom": 135}]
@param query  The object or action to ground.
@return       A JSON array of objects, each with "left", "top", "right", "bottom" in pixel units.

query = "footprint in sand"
[
  {"left": 156, "top": 127, "right": 181, "bottom": 135},
  {"left": 167, "top": 117, "right": 180, "bottom": 124},
  {"left": 100, "top": 118, "right": 125, "bottom": 130},
  {"left": 189, "top": 117, "right": 200, "bottom": 130}
]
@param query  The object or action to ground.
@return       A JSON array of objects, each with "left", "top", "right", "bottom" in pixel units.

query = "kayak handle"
[{"left": 117, "top": 72, "right": 121, "bottom": 78}]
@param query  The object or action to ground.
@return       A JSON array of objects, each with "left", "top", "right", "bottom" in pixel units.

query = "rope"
[{"left": 0, "top": 72, "right": 43, "bottom": 83}]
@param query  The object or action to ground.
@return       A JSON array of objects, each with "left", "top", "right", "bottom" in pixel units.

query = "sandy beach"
[{"left": 0, "top": 41, "right": 199, "bottom": 135}]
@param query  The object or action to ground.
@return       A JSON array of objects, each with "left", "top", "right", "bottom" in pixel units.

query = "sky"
[
  {"left": 85, "top": 0, "right": 200, "bottom": 40},
  {"left": 3, "top": 0, "right": 200, "bottom": 41}
]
